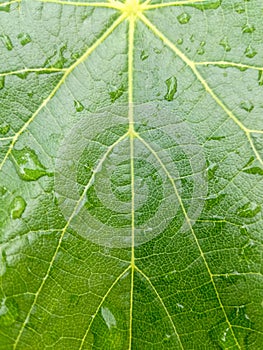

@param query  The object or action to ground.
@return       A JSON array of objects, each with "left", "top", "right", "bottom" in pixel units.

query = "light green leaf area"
[{"left": 0, "top": 0, "right": 263, "bottom": 349}]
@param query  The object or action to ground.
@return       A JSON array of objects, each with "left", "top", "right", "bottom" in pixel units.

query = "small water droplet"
[
  {"left": 153, "top": 47, "right": 161, "bottom": 54},
  {"left": 177, "top": 12, "right": 191, "bottom": 24},
  {"left": 238, "top": 202, "right": 261, "bottom": 218},
  {"left": 207, "top": 162, "right": 219, "bottom": 180},
  {"left": 0, "top": 34, "right": 13, "bottom": 51},
  {"left": 10, "top": 196, "right": 26, "bottom": 219},
  {"left": 0, "top": 123, "right": 10, "bottom": 135},
  {"left": 235, "top": 4, "right": 245, "bottom": 13},
  {"left": 258, "top": 70, "right": 263, "bottom": 86},
  {"left": 164, "top": 76, "right": 177, "bottom": 101},
  {"left": 17, "top": 33, "right": 32, "bottom": 46},
  {"left": 240, "top": 101, "right": 254, "bottom": 112},
  {"left": 109, "top": 84, "right": 124, "bottom": 103},
  {"left": 0, "top": 186, "right": 7, "bottom": 197},
  {"left": 245, "top": 45, "right": 257, "bottom": 58},
  {"left": 11, "top": 147, "right": 50, "bottom": 181},
  {"left": 242, "top": 24, "right": 255, "bottom": 34},
  {"left": 15, "top": 72, "right": 29, "bottom": 80},
  {"left": 140, "top": 50, "right": 149, "bottom": 61},
  {"left": 219, "top": 37, "right": 231, "bottom": 52},
  {"left": 0, "top": 76, "right": 5, "bottom": 90},
  {"left": 197, "top": 41, "right": 206, "bottom": 55},
  {"left": 74, "top": 100, "right": 84, "bottom": 112},
  {"left": 177, "top": 38, "right": 183, "bottom": 45}
]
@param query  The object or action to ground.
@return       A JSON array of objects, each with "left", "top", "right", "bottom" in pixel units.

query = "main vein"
[{"left": 128, "top": 11, "right": 135, "bottom": 350}]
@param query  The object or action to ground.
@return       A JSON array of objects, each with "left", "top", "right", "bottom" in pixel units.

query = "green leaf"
[{"left": 0, "top": 0, "right": 262, "bottom": 349}]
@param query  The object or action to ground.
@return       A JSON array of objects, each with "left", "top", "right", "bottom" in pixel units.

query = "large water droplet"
[
  {"left": 10, "top": 196, "right": 26, "bottom": 219},
  {"left": 17, "top": 33, "right": 32, "bottom": 46},
  {"left": 0, "top": 3, "right": 11, "bottom": 12},
  {"left": 11, "top": 147, "right": 50, "bottom": 181},
  {"left": 177, "top": 12, "right": 191, "bottom": 24},
  {"left": 44, "top": 45, "right": 67, "bottom": 69},
  {"left": 164, "top": 76, "right": 177, "bottom": 101},
  {"left": 258, "top": 70, "right": 263, "bottom": 86},
  {"left": 242, "top": 24, "right": 255, "bottom": 34},
  {"left": 219, "top": 37, "right": 231, "bottom": 52},
  {"left": 74, "top": 100, "right": 84, "bottom": 112},
  {"left": 140, "top": 50, "right": 149, "bottom": 61},
  {"left": 0, "top": 123, "right": 10, "bottom": 135},
  {"left": 0, "top": 76, "right": 5, "bottom": 90},
  {"left": 191, "top": 0, "right": 221, "bottom": 11},
  {"left": 101, "top": 307, "right": 116, "bottom": 329},
  {"left": 0, "top": 34, "right": 13, "bottom": 51},
  {"left": 238, "top": 202, "right": 261, "bottom": 218},
  {"left": 240, "top": 101, "right": 254, "bottom": 112},
  {"left": 109, "top": 84, "right": 124, "bottom": 103},
  {"left": 245, "top": 45, "right": 257, "bottom": 58}
]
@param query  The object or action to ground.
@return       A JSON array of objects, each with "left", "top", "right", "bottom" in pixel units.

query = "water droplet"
[
  {"left": 0, "top": 34, "right": 13, "bottom": 51},
  {"left": 101, "top": 307, "right": 116, "bottom": 329},
  {"left": 242, "top": 24, "right": 255, "bottom": 34},
  {"left": 258, "top": 70, "right": 263, "bottom": 86},
  {"left": 0, "top": 297, "right": 19, "bottom": 326},
  {"left": 176, "top": 303, "right": 184, "bottom": 309},
  {"left": 242, "top": 166, "right": 263, "bottom": 176},
  {"left": 17, "top": 33, "right": 32, "bottom": 46},
  {"left": 0, "top": 76, "right": 5, "bottom": 90},
  {"left": 191, "top": 0, "right": 221, "bottom": 11},
  {"left": 0, "top": 123, "right": 10, "bottom": 135},
  {"left": 209, "top": 322, "right": 237, "bottom": 348},
  {"left": 15, "top": 72, "right": 29, "bottom": 80},
  {"left": 238, "top": 202, "right": 261, "bottom": 218},
  {"left": 219, "top": 37, "right": 231, "bottom": 52},
  {"left": 0, "top": 186, "right": 7, "bottom": 197},
  {"left": 164, "top": 76, "right": 177, "bottom": 101},
  {"left": 177, "top": 12, "right": 191, "bottom": 24},
  {"left": 235, "top": 4, "right": 245, "bottom": 14},
  {"left": 207, "top": 162, "right": 219, "bottom": 180},
  {"left": 240, "top": 101, "right": 254, "bottom": 112},
  {"left": 245, "top": 45, "right": 257, "bottom": 58},
  {"left": 153, "top": 47, "right": 161, "bottom": 54},
  {"left": 109, "top": 84, "right": 124, "bottom": 103},
  {"left": 44, "top": 45, "right": 67, "bottom": 69},
  {"left": 11, "top": 147, "right": 50, "bottom": 181},
  {"left": 10, "top": 196, "right": 26, "bottom": 219},
  {"left": 74, "top": 100, "right": 84, "bottom": 112},
  {"left": 0, "top": 3, "right": 11, "bottom": 12},
  {"left": 140, "top": 50, "right": 149, "bottom": 61},
  {"left": 197, "top": 41, "right": 206, "bottom": 55},
  {"left": 177, "top": 38, "right": 183, "bottom": 45}
]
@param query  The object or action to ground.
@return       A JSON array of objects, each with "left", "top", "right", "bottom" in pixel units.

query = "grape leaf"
[{"left": 0, "top": 0, "right": 263, "bottom": 349}]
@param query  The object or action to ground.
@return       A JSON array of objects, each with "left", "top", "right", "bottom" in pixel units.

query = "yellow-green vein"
[{"left": 128, "top": 10, "right": 136, "bottom": 350}]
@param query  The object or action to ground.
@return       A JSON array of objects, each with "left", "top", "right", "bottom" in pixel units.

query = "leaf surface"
[{"left": 0, "top": 0, "right": 263, "bottom": 349}]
